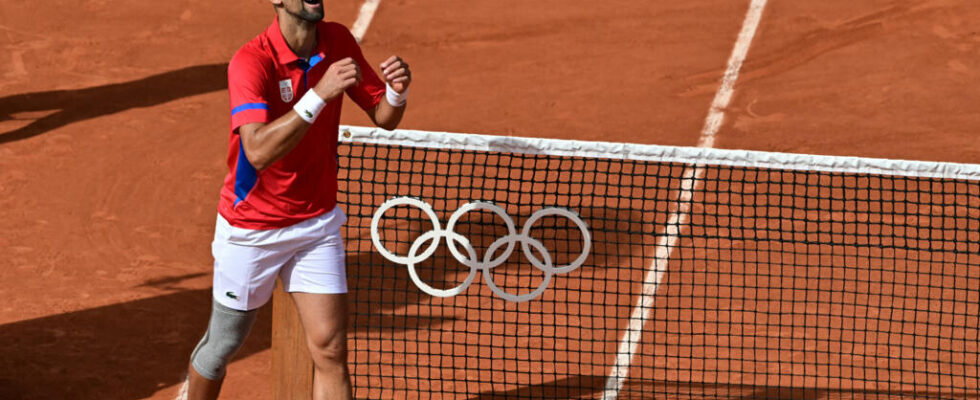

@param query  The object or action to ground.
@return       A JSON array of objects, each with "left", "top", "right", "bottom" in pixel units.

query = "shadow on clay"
[
  {"left": 0, "top": 63, "right": 228, "bottom": 145},
  {"left": 0, "top": 288, "right": 252, "bottom": 400}
]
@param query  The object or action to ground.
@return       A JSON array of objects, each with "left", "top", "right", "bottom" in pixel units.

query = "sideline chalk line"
[
  {"left": 351, "top": 0, "right": 381, "bottom": 43},
  {"left": 601, "top": 0, "right": 769, "bottom": 397}
]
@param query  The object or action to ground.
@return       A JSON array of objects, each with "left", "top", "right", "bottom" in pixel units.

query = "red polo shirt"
[{"left": 219, "top": 18, "right": 385, "bottom": 230}]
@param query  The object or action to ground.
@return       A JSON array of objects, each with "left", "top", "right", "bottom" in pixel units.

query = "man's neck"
[{"left": 278, "top": 13, "right": 317, "bottom": 60}]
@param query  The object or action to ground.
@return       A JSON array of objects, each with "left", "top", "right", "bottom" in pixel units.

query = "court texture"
[{"left": 1, "top": 0, "right": 980, "bottom": 399}]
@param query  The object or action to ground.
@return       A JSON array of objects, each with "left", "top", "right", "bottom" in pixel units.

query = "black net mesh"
[{"left": 338, "top": 137, "right": 980, "bottom": 400}]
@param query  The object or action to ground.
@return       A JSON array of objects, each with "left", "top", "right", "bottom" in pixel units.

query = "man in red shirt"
[{"left": 179, "top": 0, "right": 410, "bottom": 399}]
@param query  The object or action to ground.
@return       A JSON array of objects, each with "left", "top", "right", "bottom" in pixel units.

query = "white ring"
[
  {"left": 405, "top": 230, "right": 479, "bottom": 298},
  {"left": 370, "top": 197, "right": 441, "bottom": 265},
  {"left": 445, "top": 201, "right": 517, "bottom": 270},
  {"left": 482, "top": 235, "right": 553, "bottom": 302},
  {"left": 521, "top": 207, "right": 592, "bottom": 274}
]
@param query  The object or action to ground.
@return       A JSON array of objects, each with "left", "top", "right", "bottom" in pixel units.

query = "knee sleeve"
[{"left": 190, "top": 299, "right": 258, "bottom": 380}]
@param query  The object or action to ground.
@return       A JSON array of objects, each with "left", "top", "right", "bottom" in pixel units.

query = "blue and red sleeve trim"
[{"left": 231, "top": 102, "right": 270, "bottom": 132}]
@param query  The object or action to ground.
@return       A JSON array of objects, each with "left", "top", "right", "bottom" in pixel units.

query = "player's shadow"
[
  {"left": 0, "top": 255, "right": 462, "bottom": 400},
  {"left": 0, "top": 63, "right": 228, "bottom": 145},
  {"left": 0, "top": 288, "right": 266, "bottom": 400},
  {"left": 0, "top": 265, "right": 457, "bottom": 400}
]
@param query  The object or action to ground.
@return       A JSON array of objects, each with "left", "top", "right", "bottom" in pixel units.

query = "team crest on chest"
[{"left": 279, "top": 79, "right": 294, "bottom": 102}]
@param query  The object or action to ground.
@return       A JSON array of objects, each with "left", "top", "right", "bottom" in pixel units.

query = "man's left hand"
[{"left": 380, "top": 56, "right": 411, "bottom": 93}]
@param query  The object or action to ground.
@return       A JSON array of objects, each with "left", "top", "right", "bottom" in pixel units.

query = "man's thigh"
[{"left": 290, "top": 292, "right": 349, "bottom": 352}]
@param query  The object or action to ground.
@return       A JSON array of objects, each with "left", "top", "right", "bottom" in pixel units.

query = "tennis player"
[{"left": 178, "top": 0, "right": 410, "bottom": 398}]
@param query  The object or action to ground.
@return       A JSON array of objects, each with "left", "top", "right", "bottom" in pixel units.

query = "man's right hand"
[{"left": 314, "top": 57, "right": 361, "bottom": 101}]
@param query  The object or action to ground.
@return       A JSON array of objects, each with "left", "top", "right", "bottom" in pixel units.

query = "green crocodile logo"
[{"left": 226, "top": 291, "right": 239, "bottom": 300}]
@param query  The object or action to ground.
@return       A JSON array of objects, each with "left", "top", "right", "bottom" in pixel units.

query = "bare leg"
[
  {"left": 185, "top": 363, "right": 223, "bottom": 400},
  {"left": 290, "top": 292, "right": 353, "bottom": 400}
]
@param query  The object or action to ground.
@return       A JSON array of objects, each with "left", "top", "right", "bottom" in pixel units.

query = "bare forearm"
[
  {"left": 240, "top": 113, "right": 310, "bottom": 171},
  {"left": 371, "top": 100, "right": 406, "bottom": 131}
]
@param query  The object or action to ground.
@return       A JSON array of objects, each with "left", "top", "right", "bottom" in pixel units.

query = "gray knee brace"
[{"left": 190, "top": 300, "right": 258, "bottom": 380}]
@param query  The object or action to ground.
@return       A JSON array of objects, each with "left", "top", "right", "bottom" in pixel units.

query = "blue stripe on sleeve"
[{"left": 231, "top": 102, "right": 269, "bottom": 116}]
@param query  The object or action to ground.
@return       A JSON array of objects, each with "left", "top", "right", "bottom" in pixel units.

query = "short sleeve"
[
  {"left": 228, "top": 49, "right": 273, "bottom": 132},
  {"left": 328, "top": 24, "right": 386, "bottom": 111}
]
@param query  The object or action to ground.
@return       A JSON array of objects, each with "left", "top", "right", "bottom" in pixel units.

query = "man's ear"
[{"left": 269, "top": 0, "right": 284, "bottom": 7}]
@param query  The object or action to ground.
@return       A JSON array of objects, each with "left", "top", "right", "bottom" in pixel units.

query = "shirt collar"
[{"left": 265, "top": 16, "right": 327, "bottom": 67}]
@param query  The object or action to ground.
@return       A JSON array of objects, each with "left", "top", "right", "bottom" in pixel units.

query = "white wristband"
[
  {"left": 293, "top": 90, "right": 327, "bottom": 123},
  {"left": 385, "top": 83, "right": 408, "bottom": 107}
]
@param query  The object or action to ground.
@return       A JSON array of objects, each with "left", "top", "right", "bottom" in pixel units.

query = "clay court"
[{"left": 2, "top": 0, "right": 980, "bottom": 399}]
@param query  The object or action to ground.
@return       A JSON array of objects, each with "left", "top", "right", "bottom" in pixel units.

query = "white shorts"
[{"left": 211, "top": 206, "right": 348, "bottom": 311}]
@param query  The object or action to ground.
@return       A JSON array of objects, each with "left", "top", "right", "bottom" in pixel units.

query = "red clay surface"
[{"left": 2, "top": 0, "right": 979, "bottom": 399}]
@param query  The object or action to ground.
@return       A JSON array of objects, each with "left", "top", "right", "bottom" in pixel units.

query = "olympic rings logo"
[{"left": 370, "top": 197, "right": 592, "bottom": 302}]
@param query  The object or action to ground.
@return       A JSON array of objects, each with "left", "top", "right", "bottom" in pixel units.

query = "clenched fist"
[
  {"left": 313, "top": 57, "right": 362, "bottom": 101},
  {"left": 380, "top": 56, "right": 411, "bottom": 94}
]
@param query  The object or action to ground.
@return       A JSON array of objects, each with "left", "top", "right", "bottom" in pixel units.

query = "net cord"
[{"left": 339, "top": 125, "right": 980, "bottom": 181}]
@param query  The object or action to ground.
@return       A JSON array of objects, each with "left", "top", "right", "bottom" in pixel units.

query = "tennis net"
[{"left": 337, "top": 126, "right": 980, "bottom": 400}]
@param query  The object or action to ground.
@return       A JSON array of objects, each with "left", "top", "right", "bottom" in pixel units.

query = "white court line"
[
  {"left": 600, "top": 0, "right": 768, "bottom": 398},
  {"left": 351, "top": 0, "right": 381, "bottom": 43}
]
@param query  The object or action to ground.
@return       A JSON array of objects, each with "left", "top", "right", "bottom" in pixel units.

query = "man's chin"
[
  {"left": 291, "top": 0, "right": 323, "bottom": 22},
  {"left": 296, "top": 8, "right": 324, "bottom": 22}
]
